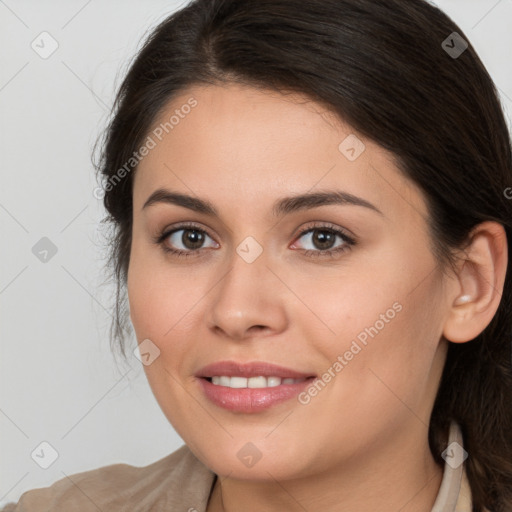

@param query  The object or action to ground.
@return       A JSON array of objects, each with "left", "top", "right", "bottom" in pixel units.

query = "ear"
[{"left": 443, "top": 221, "right": 508, "bottom": 343}]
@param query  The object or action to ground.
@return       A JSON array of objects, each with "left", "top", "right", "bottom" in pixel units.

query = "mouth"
[
  {"left": 204, "top": 375, "right": 308, "bottom": 388},
  {"left": 196, "top": 360, "right": 316, "bottom": 413},
  {"left": 196, "top": 360, "right": 315, "bottom": 380}
]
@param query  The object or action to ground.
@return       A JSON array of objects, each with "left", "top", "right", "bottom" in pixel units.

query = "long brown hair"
[{"left": 94, "top": 1, "right": 512, "bottom": 509}]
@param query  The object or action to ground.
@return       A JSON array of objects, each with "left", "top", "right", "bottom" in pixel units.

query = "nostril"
[{"left": 250, "top": 325, "right": 267, "bottom": 332}]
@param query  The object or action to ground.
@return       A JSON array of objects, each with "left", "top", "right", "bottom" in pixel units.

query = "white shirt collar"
[{"left": 431, "top": 420, "right": 471, "bottom": 512}]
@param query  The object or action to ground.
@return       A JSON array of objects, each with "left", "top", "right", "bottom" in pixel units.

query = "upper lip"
[{"left": 196, "top": 361, "right": 316, "bottom": 379}]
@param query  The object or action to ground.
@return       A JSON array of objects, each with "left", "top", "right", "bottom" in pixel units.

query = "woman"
[{"left": 4, "top": 0, "right": 511, "bottom": 510}]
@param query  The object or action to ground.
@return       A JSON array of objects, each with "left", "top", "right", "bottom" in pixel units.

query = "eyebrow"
[{"left": 142, "top": 188, "right": 383, "bottom": 217}]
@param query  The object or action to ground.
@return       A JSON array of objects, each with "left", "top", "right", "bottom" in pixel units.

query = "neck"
[{"left": 207, "top": 424, "right": 444, "bottom": 512}]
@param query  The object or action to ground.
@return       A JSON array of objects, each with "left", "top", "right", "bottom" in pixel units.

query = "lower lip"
[{"left": 198, "top": 377, "right": 315, "bottom": 413}]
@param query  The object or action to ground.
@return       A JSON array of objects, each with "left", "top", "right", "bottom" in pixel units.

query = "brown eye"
[
  {"left": 163, "top": 228, "right": 217, "bottom": 252},
  {"left": 294, "top": 227, "right": 351, "bottom": 253},
  {"left": 310, "top": 230, "right": 337, "bottom": 250},
  {"left": 181, "top": 229, "right": 205, "bottom": 249}
]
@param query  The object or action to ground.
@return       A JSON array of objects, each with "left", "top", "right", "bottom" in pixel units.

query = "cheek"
[
  {"left": 285, "top": 258, "right": 406, "bottom": 359},
  {"left": 294, "top": 251, "right": 445, "bottom": 411},
  {"left": 126, "top": 255, "right": 206, "bottom": 423},
  {"left": 126, "top": 250, "right": 211, "bottom": 361},
  {"left": 333, "top": 279, "right": 444, "bottom": 423}
]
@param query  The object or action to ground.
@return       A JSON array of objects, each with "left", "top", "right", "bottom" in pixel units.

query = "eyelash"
[{"left": 153, "top": 221, "right": 356, "bottom": 260}]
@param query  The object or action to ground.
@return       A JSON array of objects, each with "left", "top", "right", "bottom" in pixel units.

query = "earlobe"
[{"left": 442, "top": 221, "right": 508, "bottom": 344}]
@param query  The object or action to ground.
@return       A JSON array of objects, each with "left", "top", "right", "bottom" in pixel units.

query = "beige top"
[{"left": 2, "top": 421, "right": 481, "bottom": 511}]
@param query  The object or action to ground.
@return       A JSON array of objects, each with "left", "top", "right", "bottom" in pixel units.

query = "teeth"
[
  {"left": 248, "top": 376, "right": 267, "bottom": 388},
  {"left": 219, "top": 376, "right": 231, "bottom": 386},
  {"left": 230, "top": 376, "right": 248, "bottom": 388},
  {"left": 209, "top": 376, "right": 306, "bottom": 388},
  {"left": 267, "top": 376, "right": 281, "bottom": 387}
]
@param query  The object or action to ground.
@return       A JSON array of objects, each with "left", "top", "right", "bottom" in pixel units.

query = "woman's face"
[{"left": 127, "top": 83, "right": 452, "bottom": 480}]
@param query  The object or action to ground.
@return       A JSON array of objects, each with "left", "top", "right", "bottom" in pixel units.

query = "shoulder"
[{"left": 1, "top": 444, "right": 215, "bottom": 512}]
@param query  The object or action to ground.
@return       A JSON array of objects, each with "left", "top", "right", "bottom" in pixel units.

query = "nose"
[{"left": 205, "top": 247, "right": 289, "bottom": 341}]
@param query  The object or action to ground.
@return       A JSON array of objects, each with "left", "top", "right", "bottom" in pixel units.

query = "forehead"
[{"left": 133, "top": 83, "right": 428, "bottom": 224}]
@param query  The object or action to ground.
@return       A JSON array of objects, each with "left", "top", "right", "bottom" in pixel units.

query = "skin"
[{"left": 126, "top": 83, "right": 507, "bottom": 512}]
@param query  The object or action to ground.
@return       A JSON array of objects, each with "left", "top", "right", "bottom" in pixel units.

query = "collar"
[{"left": 431, "top": 420, "right": 472, "bottom": 512}]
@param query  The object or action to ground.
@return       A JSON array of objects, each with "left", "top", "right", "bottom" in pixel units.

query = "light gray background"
[{"left": 1, "top": 0, "right": 511, "bottom": 506}]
